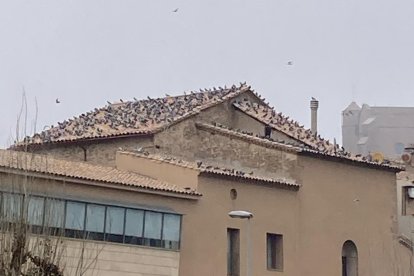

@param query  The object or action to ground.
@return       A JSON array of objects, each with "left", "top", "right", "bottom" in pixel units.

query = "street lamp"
[
  {"left": 228, "top": 210, "right": 253, "bottom": 276},
  {"left": 228, "top": 210, "right": 253, "bottom": 219}
]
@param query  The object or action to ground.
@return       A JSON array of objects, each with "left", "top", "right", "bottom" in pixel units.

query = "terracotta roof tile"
[
  {"left": 233, "top": 100, "right": 338, "bottom": 152},
  {"left": 0, "top": 150, "right": 200, "bottom": 196},
  {"left": 299, "top": 148, "right": 403, "bottom": 171},
  {"left": 17, "top": 84, "right": 250, "bottom": 146},
  {"left": 120, "top": 151, "right": 300, "bottom": 189},
  {"left": 196, "top": 122, "right": 403, "bottom": 172}
]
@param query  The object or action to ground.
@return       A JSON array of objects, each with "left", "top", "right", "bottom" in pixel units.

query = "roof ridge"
[
  {"left": 299, "top": 147, "right": 404, "bottom": 171},
  {"left": 110, "top": 83, "right": 249, "bottom": 105},
  {"left": 16, "top": 83, "right": 251, "bottom": 146}
]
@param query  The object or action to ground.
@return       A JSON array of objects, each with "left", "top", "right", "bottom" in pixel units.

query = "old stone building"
[{"left": 5, "top": 83, "right": 411, "bottom": 275}]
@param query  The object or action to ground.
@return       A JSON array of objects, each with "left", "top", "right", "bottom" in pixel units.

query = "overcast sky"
[{"left": 1, "top": 0, "right": 414, "bottom": 147}]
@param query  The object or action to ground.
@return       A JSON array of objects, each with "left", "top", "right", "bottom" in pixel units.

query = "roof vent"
[{"left": 310, "top": 97, "right": 319, "bottom": 135}]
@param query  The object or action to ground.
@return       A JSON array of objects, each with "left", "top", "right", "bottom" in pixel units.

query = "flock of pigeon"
[
  {"left": 18, "top": 83, "right": 389, "bottom": 166},
  {"left": 233, "top": 100, "right": 350, "bottom": 157},
  {"left": 22, "top": 84, "right": 248, "bottom": 144},
  {"left": 208, "top": 121, "right": 304, "bottom": 148},
  {"left": 131, "top": 149, "right": 296, "bottom": 185}
]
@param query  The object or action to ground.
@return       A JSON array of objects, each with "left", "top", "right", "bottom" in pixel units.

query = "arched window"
[{"left": 342, "top": 240, "right": 358, "bottom": 276}]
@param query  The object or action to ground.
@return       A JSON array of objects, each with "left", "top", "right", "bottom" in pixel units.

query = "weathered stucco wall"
[
  {"left": 154, "top": 119, "right": 300, "bottom": 180},
  {"left": 116, "top": 151, "right": 199, "bottom": 190},
  {"left": 179, "top": 175, "right": 300, "bottom": 276},
  {"left": 153, "top": 119, "right": 198, "bottom": 160},
  {"left": 297, "top": 155, "right": 406, "bottom": 276},
  {"left": 193, "top": 91, "right": 263, "bottom": 127},
  {"left": 30, "top": 136, "right": 153, "bottom": 166},
  {"left": 233, "top": 109, "right": 301, "bottom": 145},
  {"left": 195, "top": 128, "right": 299, "bottom": 180}
]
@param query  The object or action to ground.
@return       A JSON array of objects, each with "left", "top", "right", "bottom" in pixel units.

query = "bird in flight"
[
  {"left": 173, "top": 8, "right": 179, "bottom": 12},
  {"left": 287, "top": 61, "right": 293, "bottom": 65},
  {"left": 55, "top": 98, "right": 60, "bottom": 104}
]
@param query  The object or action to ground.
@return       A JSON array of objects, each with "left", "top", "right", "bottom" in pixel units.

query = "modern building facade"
[
  {"left": 5, "top": 84, "right": 410, "bottom": 275},
  {"left": 342, "top": 102, "right": 414, "bottom": 159}
]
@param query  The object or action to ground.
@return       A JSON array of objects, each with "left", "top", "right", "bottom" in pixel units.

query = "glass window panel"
[
  {"left": 44, "top": 198, "right": 65, "bottom": 228},
  {"left": 144, "top": 211, "right": 162, "bottom": 239},
  {"left": 2, "top": 193, "right": 22, "bottom": 221},
  {"left": 85, "top": 204, "right": 105, "bottom": 232},
  {"left": 65, "top": 201, "right": 85, "bottom": 230},
  {"left": 106, "top": 207, "right": 124, "bottom": 235},
  {"left": 162, "top": 214, "right": 181, "bottom": 242},
  {"left": 28, "top": 196, "right": 44, "bottom": 226},
  {"left": 125, "top": 209, "right": 144, "bottom": 237}
]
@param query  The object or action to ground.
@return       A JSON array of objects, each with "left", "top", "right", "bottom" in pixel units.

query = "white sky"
[{"left": 1, "top": 0, "right": 414, "bottom": 147}]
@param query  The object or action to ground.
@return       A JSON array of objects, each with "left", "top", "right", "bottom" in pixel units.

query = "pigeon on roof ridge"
[{"left": 16, "top": 83, "right": 251, "bottom": 146}]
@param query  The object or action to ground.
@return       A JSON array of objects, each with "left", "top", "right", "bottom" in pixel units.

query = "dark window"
[
  {"left": 265, "top": 125, "right": 272, "bottom": 138},
  {"left": 162, "top": 214, "right": 181, "bottom": 250},
  {"left": 0, "top": 192, "right": 181, "bottom": 251},
  {"left": 65, "top": 201, "right": 86, "bottom": 238},
  {"left": 227, "top": 228, "right": 240, "bottom": 276},
  {"left": 144, "top": 211, "right": 162, "bottom": 247},
  {"left": 342, "top": 240, "right": 358, "bottom": 276},
  {"left": 2, "top": 193, "right": 22, "bottom": 222},
  {"left": 124, "top": 209, "right": 144, "bottom": 245},
  {"left": 85, "top": 204, "right": 105, "bottom": 241},
  {"left": 342, "top": 257, "right": 347, "bottom": 276},
  {"left": 267, "top": 233, "right": 283, "bottom": 270},
  {"left": 44, "top": 198, "right": 65, "bottom": 236},
  {"left": 27, "top": 196, "right": 44, "bottom": 233},
  {"left": 105, "top": 207, "right": 125, "bottom": 243}
]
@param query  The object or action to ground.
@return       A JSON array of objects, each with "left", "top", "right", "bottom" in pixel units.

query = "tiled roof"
[
  {"left": 0, "top": 150, "right": 200, "bottom": 196},
  {"left": 13, "top": 83, "right": 402, "bottom": 172},
  {"left": 233, "top": 100, "right": 341, "bottom": 153},
  {"left": 298, "top": 148, "right": 403, "bottom": 172},
  {"left": 120, "top": 151, "right": 300, "bottom": 189},
  {"left": 196, "top": 122, "right": 404, "bottom": 172},
  {"left": 17, "top": 84, "right": 250, "bottom": 146}
]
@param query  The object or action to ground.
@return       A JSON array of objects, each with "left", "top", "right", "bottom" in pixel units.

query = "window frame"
[
  {"left": 105, "top": 206, "right": 125, "bottom": 243},
  {"left": 266, "top": 233, "right": 283, "bottom": 271},
  {"left": 227, "top": 228, "right": 240, "bottom": 276},
  {"left": 27, "top": 196, "right": 45, "bottom": 234},
  {"left": 0, "top": 191, "right": 182, "bottom": 251}
]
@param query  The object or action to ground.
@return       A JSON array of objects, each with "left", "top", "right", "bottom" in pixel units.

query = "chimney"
[{"left": 310, "top": 97, "right": 319, "bottom": 135}]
